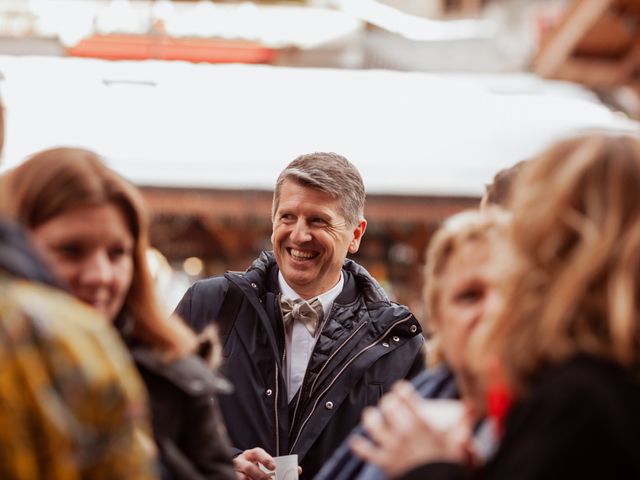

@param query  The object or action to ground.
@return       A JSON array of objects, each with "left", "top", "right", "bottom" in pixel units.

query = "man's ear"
[{"left": 348, "top": 219, "right": 367, "bottom": 254}]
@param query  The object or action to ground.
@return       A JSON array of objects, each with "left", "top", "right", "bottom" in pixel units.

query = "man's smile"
[{"left": 288, "top": 247, "right": 320, "bottom": 261}]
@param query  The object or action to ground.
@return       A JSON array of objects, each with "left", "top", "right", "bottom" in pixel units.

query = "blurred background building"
[{"left": 0, "top": 0, "right": 638, "bottom": 313}]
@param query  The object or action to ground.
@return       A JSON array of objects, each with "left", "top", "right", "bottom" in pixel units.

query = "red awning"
[{"left": 66, "top": 34, "right": 276, "bottom": 64}]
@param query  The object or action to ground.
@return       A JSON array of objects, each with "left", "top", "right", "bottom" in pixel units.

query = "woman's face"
[
  {"left": 434, "top": 239, "right": 504, "bottom": 375},
  {"left": 31, "top": 202, "right": 135, "bottom": 322}
]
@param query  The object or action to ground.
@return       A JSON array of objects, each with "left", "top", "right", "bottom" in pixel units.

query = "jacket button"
[
  {"left": 382, "top": 342, "right": 390, "bottom": 348},
  {"left": 392, "top": 336, "right": 400, "bottom": 342},
  {"left": 251, "top": 282, "right": 258, "bottom": 289},
  {"left": 410, "top": 325, "right": 418, "bottom": 333},
  {"left": 266, "top": 389, "right": 273, "bottom": 397},
  {"left": 325, "top": 401, "right": 334, "bottom": 410}
]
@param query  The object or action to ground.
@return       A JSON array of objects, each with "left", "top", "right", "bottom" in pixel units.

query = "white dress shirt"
[{"left": 278, "top": 271, "right": 344, "bottom": 403}]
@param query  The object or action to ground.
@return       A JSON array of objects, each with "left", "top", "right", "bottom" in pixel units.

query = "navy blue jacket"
[{"left": 175, "top": 251, "right": 425, "bottom": 479}]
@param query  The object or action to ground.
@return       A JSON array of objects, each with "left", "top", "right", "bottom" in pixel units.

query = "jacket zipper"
[
  {"left": 289, "top": 314, "right": 413, "bottom": 453},
  {"left": 274, "top": 298, "right": 288, "bottom": 456},
  {"left": 289, "top": 317, "right": 368, "bottom": 435},
  {"left": 274, "top": 361, "right": 280, "bottom": 455}
]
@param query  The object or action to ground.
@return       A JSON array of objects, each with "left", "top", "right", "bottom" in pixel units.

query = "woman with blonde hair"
[
  {"left": 317, "top": 207, "right": 509, "bottom": 480},
  {"left": 1, "top": 147, "right": 235, "bottom": 480},
  {"left": 352, "top": 133, "right": 640, "bottom": 479}
]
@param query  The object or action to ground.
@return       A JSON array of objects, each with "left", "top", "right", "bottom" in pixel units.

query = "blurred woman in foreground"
[
  {"left": 352, "top": 133, "right": 640, "bottom": 479},
  {"left": 1, "top": 147, "right": 236, "bottom": 480},
  {"left": 316, "top": 208, "right": 510, "bottom": 480}
]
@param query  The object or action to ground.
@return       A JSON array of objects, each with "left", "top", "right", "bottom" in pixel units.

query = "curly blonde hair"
[
  {"left": 423, "top": 208, "right": 510, "bottom": 367},
  {"left": 474, "top": 133, "right": 640, "bottom": 397}
]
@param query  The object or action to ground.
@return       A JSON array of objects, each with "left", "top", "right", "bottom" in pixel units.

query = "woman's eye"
[
  {"left": 56, "top": 244, "right": 83, "bottom": 258},
  {"left": 109, "top": 246, "right": 130, "bottom": 261}
]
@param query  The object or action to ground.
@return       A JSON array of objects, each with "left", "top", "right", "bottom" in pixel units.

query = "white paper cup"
[
  {"left": 417, "top": 399, "right": 464, "bottom": 431},
  {"left": 274, "top": 454, "right": 298, "bottom": 480}
]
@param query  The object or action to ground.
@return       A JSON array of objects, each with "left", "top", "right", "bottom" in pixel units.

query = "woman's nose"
[
  {"left": 484, "top": 290, "right": 505, "bottom": 321},
  {"left": 81, "top": 251, "right": 113, "bottom": 284}
]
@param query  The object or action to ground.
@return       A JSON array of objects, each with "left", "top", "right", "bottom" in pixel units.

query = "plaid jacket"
[{"left": 0, "top": 274, "right": 158, "bottom": 479}]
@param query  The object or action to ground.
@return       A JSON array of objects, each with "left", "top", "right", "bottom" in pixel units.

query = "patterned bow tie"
[{"left": 280, "top": 295, "right": 324, "bottom": 336}]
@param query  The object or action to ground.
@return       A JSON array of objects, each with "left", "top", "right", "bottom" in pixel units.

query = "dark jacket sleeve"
[
  {"left": 174, "top": 277, "right": 229, "bottom": 333},
  {"left": 174, "top": 394, "right": 236, "bottom": 480},
  {"left": 405, "top": 339, "right": 427, "bottom": 380},
  {"left": 138, "top": 354, "right": 237, "bottom": 480}
]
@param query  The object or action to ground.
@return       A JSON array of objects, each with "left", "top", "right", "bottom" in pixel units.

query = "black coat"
[
  {"left": 119, "top": 317, "right": 236, "bottom": 480},
  {"left": 175, "top": 251, "right": 425, "bottom": 479},
  {"left": 402, "top": 355, "right": 640, "bottom": 480}
]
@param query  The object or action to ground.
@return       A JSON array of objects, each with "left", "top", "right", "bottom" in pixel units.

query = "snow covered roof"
[{"left": 0, "top": 55, "right": 636, "bottom": 197}]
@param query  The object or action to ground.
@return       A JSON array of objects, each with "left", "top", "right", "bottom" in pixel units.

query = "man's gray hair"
[{"left": 272, "top": 152, "right": 366, "bottom": 227}]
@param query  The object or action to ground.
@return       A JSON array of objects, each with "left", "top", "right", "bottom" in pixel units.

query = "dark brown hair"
[{"left": 0, "top": 147, "right": 195, "bottom": 356}]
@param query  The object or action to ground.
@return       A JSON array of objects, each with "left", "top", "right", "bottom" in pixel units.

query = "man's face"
[{"left": 271, "top": 180, "right": 366, "bottom": 299}]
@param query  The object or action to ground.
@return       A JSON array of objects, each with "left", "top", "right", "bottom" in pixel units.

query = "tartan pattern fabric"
[{"left": 0, "top": 274, "right": 158, "bottom": 479}]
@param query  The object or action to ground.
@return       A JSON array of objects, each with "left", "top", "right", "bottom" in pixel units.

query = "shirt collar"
[{"left": 278, "top": 271, "right": 344, "bottom": 320}]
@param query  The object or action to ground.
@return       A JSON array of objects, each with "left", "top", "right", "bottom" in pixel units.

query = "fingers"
[
  {"left": 378, "top": 388, "right": 417, "bottom": 434},
  {"left": 360, "top": 406, "right": 388, "bottom": 446},
  {"left": 350, "top": 433, "right": 378, "bottom": 463},
  {"left": 233, "top": 448, "right": 275, "bottom": 480},
  {"left": 350, "top": 431, "right": 404, "bottom": 477},
  {"left": 246, "top": 448, "right": 276, "bottom": 470},
  {"left": 233, "top": 458, "right": 271, "bottom": 480},
  {"left": 392, "top": 380, "right": 426, "bottom": 414},
  {"left": 364, "top": 383, "right": 423, "bottom": 445},
  {"left": 393, "top": 381, "right": 438, "bottom": 430}
]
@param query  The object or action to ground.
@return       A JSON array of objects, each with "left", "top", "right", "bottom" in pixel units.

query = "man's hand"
[{"left": 233, "top": 448, "right": 275, "bottom": 480}]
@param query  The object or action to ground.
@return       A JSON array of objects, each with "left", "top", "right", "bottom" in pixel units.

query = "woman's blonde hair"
[
  {"left": 475, "top": 133, "right": 640, "bottom": 396},
  {"left": 0, "top": 147, "right": 196, "bottom": 357},
  {"left": 423, "top": 208, "right": 510, "bottom": 366}
]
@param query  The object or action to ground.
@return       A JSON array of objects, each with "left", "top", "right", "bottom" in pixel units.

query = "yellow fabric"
[{"left": 0, "top": 275, "right": 158, "bottom": 479}]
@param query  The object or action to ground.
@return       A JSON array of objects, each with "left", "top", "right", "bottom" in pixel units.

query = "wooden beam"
[
  {"left": 533, "top": 0, "right": 614, "bottom": 77},
  {"left": 141, "top": 187, "right": 478, "bottom": 226}
]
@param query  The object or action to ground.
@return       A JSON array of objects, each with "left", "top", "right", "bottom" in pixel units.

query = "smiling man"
[{"left": 176, "top": 152, "right": 425, "bottom": 479}]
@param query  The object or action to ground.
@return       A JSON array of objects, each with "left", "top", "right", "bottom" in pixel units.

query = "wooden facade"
[
  {"left": 142, "top": 187, "right": 478, "bottom": 307},
  {"left": 533, "top": 0, "right": 640, "bottom": 92}
]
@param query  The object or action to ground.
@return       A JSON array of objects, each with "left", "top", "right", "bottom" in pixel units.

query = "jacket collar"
[{"left": 242, "top": 251, "right": 391, "bottom": 308}]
